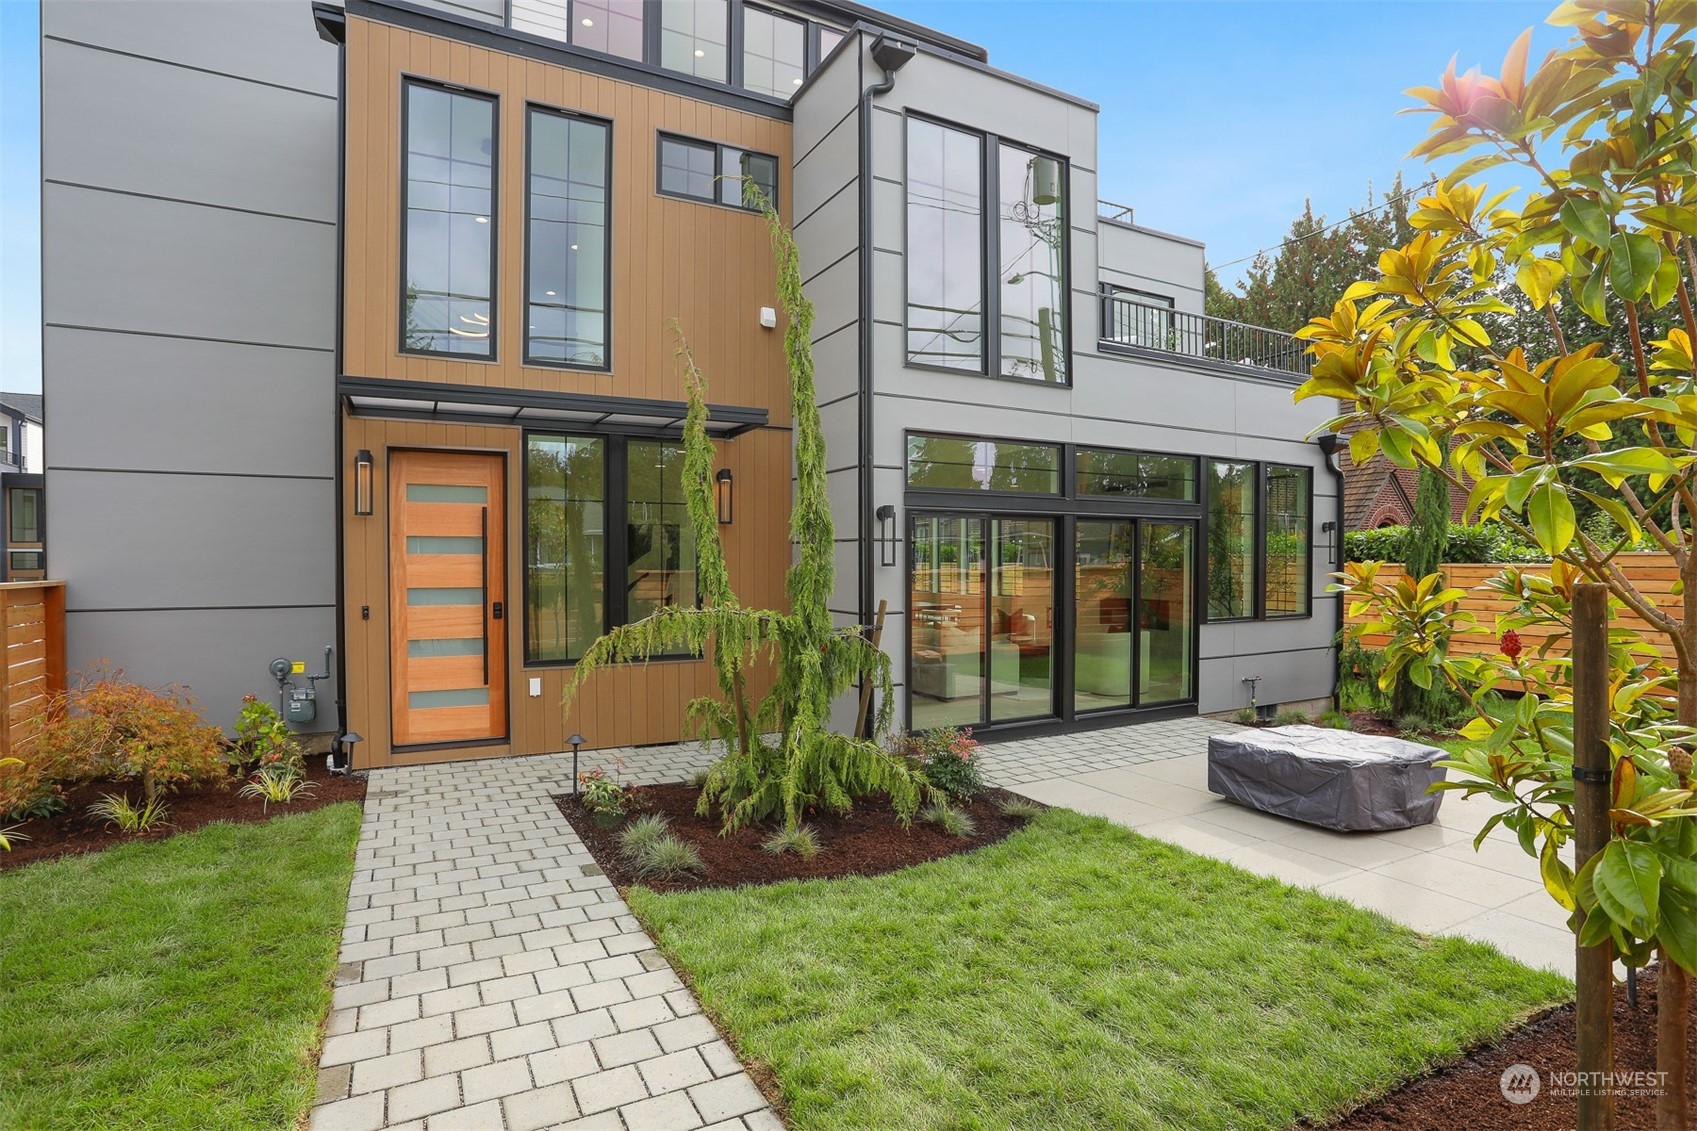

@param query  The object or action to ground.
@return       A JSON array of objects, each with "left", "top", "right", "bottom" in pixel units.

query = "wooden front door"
[{"left": 389, "top": 450, "right": 507, "bottom": 747}]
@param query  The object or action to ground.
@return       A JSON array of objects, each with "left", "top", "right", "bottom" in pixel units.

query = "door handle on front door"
[{"left": 492, "top": 601, "right": 503, "bottom": 620}]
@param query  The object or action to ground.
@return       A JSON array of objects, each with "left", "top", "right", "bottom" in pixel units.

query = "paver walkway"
[
  {"left": 999, "top": 720, "right": 1575, "bottom": 979},
  {"left": 310, "top": 750, "right": 779, "bottom": 1131}
]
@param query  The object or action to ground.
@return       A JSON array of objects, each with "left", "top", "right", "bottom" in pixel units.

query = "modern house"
[{"left": 39, "top": 0, "right": 1341, "bottom": 770}]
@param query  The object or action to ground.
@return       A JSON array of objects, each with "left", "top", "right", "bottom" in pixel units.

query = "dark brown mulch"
[
  {"left": 1313, "top": 968, "right": 1695, "bottom": 1130},
  {"left": 0, "top": 754, "right": 366, "bottom": 872},
  {"left": 555, "top": 783, "right": 1035, "bottom": 893},
  {"left": 1346, "top": 710, "right": 1403, "bottom": 737}
]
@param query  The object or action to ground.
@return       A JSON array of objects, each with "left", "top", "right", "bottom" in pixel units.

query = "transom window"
[
  {"left": 660, "top": 0, "right": 730, "bottom": 82},
  {"left": 1075, "top": 449, "right": 1196, "bottom": 501},
  {"left": 906, "top": 434, "right": 1061, "bottom": 495},
  {"left": 401, "top": 81, "right": 497, "bottom": 359},
  {"left": 657, "top": 133, "right": 778, "bottom": 210}
]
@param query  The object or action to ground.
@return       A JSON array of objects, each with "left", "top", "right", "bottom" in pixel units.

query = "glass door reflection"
[
  {"left": 909, "top": 515, "right": 986, "bottom": 730},
  {"left": 989, "top": 518, "right": 1055, "bottom": 721},
  {"left": 1139, "top": 522, "right": 1194, "bottom": 704},
  {"left": 1074, "top": 520, "right": 1134, "bottom": 712}
]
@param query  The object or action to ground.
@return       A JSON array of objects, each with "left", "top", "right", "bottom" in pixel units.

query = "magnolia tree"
[{"left": 1296, "top": 3, "right": 1697, "bottom": 1124}]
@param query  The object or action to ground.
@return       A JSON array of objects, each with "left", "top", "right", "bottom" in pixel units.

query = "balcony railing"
[{"left": 1098, "top": 286, "right": 1311, "bottom": 379}]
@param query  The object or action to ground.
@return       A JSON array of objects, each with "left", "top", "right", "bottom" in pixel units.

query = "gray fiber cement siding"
[{"left": 41, "top": 0, "right": 339, "bottom": 730}]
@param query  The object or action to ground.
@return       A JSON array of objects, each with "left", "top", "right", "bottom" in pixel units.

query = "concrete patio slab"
[{"left": 990, "top": 718, "right": 1578, "bottom": 979}]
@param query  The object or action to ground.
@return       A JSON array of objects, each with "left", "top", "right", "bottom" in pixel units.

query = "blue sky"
[{"left": 0, "top": 0, "right": 1563, "bottom": 393}]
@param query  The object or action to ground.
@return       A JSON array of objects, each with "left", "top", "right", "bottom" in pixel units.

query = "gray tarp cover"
[{"left": 1207, "top": 725, "right": 1447, "bottom": 832}]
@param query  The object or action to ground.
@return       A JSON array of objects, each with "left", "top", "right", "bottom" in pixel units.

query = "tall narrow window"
[
  {"left": 1264, "top": 465, "right": 1311, "bottom": 617},
  {"left": 571, "top": 0, "right": 643, "bottom": 60},
  {"left": 743, "top": 5, "right": 805, "bottom": 98},
  {"left": 999, "top": 145, "right": 1067, "bottom": 382},
  {"left": 8, "top": 488, "right": 39, "bottom": 543},
  {"left": 1207, "top": 460, "right": 1256, "bottom": 619},
  {"left": 906, "top": 119, "right": 984, "bottom": 371},
  {"left": 527, "top": 109, "right": 610, "bottom": 368},
  {"left": 817, "top": 26, "right": 845, "bottom": 61},
  {"left": 626, "top": 441, "right": 697, "bottom": 621},
  {"left": 660, "top": 0, "right": 729, "bottom": 82},
  {"left": 526, "top": 435, "right": 605, "bottom": 663},
  {"left": 402, "top": 83, "right": 496, "bottom": 358}
]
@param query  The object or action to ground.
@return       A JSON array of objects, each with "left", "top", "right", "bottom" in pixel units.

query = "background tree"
[{"left": 1298, "top": 6, "right": 1697, "bottom": 1124}]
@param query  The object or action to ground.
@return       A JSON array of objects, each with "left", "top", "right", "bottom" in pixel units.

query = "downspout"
[
  {"left": 315, "top": 6, "right": 350, "bottom": 771},
  {"left": 1317, "top": 431, "right": 1346, "bottom": 708},
  {"left": 855, "top": 34, "right": 914, "bottom": 736}
]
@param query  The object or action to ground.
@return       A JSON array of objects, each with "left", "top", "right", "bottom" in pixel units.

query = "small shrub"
[
  {"left": 578, "top": 767, "right": 628, "bottom": 819},
  {"left": 237, "top": 765, "right": 316, "bottom": 812},
  {"left": 87, "top": 792, "right": 170, "bottom": 834},
  {"left": 1317, "top": 710, "right": 1352, "bottom": 730},
  {"left": 233, "top": 695, "right": 304, "bottom": 777},
  {"left": 1394, "top": 712, "right": 1445, "bottom": 737},
  {"left": 0, "top": 756, "right": 59, "bottom": 821},
  {"left": 618, "top": 814, "right": 671, "bottom": 861},
  {"left": 1273, "top": 709, "right": 1311, "bottom": 727},
  {"left": 631, "top": 833, "right": 705, "bottom": 881},
  {"left": 994, "top": 796, "right": 1045, "bottom": 821},
  {"left": 35, "top": 664, "right": 227, "bottom": 803},
  {"left": 1233, "top": 709, "right": 1258, "bottom": 725},
  {"left": 921, "top": 800, "right": 977, "bottom": 839},
  {"left": 894, "top": 726, "right": 986, "bottom": 802},
  {"left": 761, "top": 823, "right": 820, "bottom": 859}
]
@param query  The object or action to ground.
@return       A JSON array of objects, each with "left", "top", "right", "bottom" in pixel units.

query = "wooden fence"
[
  {"left": 0, "top": 582, "right": 65, "bottom": 761},
  {"left": 1345, "top": 554, "right": 1683, "bottom": 665}
]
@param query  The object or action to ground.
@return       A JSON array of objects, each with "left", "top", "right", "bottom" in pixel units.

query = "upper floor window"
[
  {"left": 570, "top": 0, "right": 643, "bottom": 60},
  {"left": 905, "top": 117, "right": 1070, "bottom": 383},
  {"left": 742, "top": 5, "right": 805, "bottom": 98},
  {"left": 526, "top": 107, "right": 611, "bottom": 369},
  {"left": 660, "top": 0, "right": 730, "bottom": 83},
  {"left": 906, "top": 119, "right": 984, "bottom": 372},
  {"left": 818, "top": 26, "right": 845, "bottom": 60},
  {"left": 657, "top": 134, "right": 778, "bottom": 210},
  {"left": 999, "top": 145, "right": 1068, "bottom": 382},
  {"left": 402, "top": 82, "right": 497, "bottom": 359}
]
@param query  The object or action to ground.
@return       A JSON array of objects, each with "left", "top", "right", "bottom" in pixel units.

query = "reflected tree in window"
[{"left": 1207, "top": 460, "right": 1256, "bottom": 618}]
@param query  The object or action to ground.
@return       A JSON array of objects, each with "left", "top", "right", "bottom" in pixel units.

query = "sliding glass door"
[{"left": 1073, "top": 518, "right": 1194, "bottom": 715}]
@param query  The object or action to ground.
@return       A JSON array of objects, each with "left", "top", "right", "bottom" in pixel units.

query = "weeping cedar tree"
[
  {"left": 1393, "top": 444, "right": 1458, "bottom": 722},
  {"left": 1298, "top": 4, "right": 1697, "bottom": 1125},
  {"left": 564, "top": 198, "right": 922, "bottom": 834}
]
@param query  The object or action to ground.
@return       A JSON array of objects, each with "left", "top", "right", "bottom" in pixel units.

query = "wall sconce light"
[
  {"left": 715, "top": 469, "right": 734, "bottom": 525},
  {"left": 875, "top": 504, "right": 897, "bottom": 567},
  {"left": 1321, "top": 520, "right": 1338, "bottom": 565},
  {"left": 353, "top": 449, "right": 374, "bottom": 517}
]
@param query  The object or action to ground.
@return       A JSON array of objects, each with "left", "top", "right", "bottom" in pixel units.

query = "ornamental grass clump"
[
  {"left": 630, "top": 834, "right": 705, "bottom": 882},
  {"left": 564, "top": 191, "right": 921, "bottom": 834},
  {"left": 921, "top": 800, "right": 976, "bottom": 839},
  {"left": 760, "top": 823, "right": 821, "bottom": 859},
  {"left": 618, "top": 814, "right": 671, "bottom": 861}
]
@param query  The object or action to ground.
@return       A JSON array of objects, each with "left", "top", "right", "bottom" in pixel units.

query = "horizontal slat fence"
[
  {"left": 1345, "top": 555, "right": 1683, "bottom": 665},
  {"left": 0, "top": 582, "right": 65, "bottom": 761}
]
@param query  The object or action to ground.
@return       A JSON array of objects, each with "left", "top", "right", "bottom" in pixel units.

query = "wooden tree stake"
[
  {"left": 856, "top": 599, "right": 889, "bottom": 738},
  {"left": 1573, "top": 581, "right": 1616, "bottom": 1131}
]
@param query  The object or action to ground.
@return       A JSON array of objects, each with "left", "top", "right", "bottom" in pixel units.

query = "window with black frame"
[
  {"left": 658, "top": 134, "right": 778, "bottom": 211},
  {"left": 742, "top": 5, "right": 806, "bottom": 98},
  {"left": 526, "top": 108, "right": 609, "bottom": 368},
  {"left": 998, "top": 145, "right": 1068, "bottom": 383},
  {"left": 906, "top": 119, "right": 984, "bottom": 371},
  {"left": 525, "top": 434, "right": 697, "bottom": 664},
  {"left": 1264, "top": 465, "right": 1312, "bottom": 616},
  {"left": 659, "top": 0, "right": 729, "bottom": 82},
  {"left": 1206, "top": 460, "right": 1257, "bottom": 620},
  {"left": 402, "top": 82, "right": 496, "bottom": 358}
]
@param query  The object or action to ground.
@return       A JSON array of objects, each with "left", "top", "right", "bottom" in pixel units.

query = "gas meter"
[{"left": 270, "top": 646, "right": 333, "bottom": 726}]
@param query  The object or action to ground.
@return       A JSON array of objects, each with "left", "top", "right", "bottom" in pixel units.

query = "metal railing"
[{"left": 1098, "top": 286, "right": 1311, "bottom": 378}]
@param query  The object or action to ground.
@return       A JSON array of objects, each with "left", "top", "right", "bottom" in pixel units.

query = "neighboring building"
[
  {"left": 1341, "top": 423, "right": 1468, "bottom": 531},
  {"left": 0, "top": 393, "right": 43, "bottom": 475},
  {"left": 40, "top": 0, "right": 1342, "bottom": 769},
  {"left": 0, "top": 394, "right": 44, "bottom": 582}
]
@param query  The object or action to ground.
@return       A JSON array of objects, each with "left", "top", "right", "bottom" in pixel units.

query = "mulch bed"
[
  {"left": 555, "top": 783, "right": 1034, "bottom": 893},
  {"left": 1313, "top": 968, "right": 1694, "bottom": 1130},
  {"left": 0, "top": 754, "right": 366, "bottom": 872}
]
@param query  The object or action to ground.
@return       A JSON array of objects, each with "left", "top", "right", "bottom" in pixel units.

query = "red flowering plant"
[
  {"left": 894, "top": 726, "right": 985, "bottom": 803},
  {"left": 233, "top": 694, "right": 305, "bottom": 781}
]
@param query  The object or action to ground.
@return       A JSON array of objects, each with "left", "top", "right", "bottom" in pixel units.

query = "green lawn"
[
  {"left": 0, "top": 804, "right": 363, "bottom": 1131},
  {"left": 632, "top": 809, "right": 1569, "bottom": 1131}
]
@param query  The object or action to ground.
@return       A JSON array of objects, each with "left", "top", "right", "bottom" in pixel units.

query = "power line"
[{"left": 1207, "top": 177, "right": 1439, "bottom": 275}]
